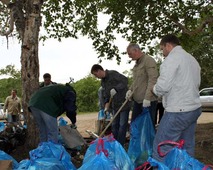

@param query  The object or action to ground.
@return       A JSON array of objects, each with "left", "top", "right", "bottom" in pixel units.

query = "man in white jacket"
[{"left": 152, "top": 34, "right": 202, "bottom": 162}]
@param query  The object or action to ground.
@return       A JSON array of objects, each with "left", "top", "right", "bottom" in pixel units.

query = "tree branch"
[
  {"left": 170, "top": 16, "right": 213, "bottom": 36},
  {"left": 0, "top": 12, "right": 14, "bottom": 36},
  {"left": 0, "top": 0, "right": 15, "bottom": 37}
]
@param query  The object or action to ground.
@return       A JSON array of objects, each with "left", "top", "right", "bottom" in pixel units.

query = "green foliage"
[
  {"left": 187, "top": 33, "right": 213, "bottom": 89},
  {"left": 0, "top": 78, "right": 22, "bottom": 102},
  {"left": 73, "top": 75, "right": 101, "bottom": 112},
  {"left": 39, "top": 0, "right": 212, "bottom": 87},
  {"left": 0, "top": 65, "right": 21, "bottom": 79},
  {"left": 40, "top": 0, "right": 212, "bottom": 61},
  {"left": 0, "top": 65, "right": 22, "bottom": 102}
]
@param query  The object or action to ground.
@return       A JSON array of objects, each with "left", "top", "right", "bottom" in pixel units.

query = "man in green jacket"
[{"left": 28, "top": 84, "right": 77, "bottom": 143}]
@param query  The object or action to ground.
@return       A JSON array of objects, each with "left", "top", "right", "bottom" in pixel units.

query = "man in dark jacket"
[
  {"left": 39, "top": 73, "right": 57, "bottom": 88},
  {"left": 91, "top": 64, "right": 130, "bottom": 146},
  {"left": 28, "top": 84, "right": 77, "bottom": 143}
]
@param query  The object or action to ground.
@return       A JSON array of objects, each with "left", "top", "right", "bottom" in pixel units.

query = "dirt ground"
[{"left": 9, "top": 111, "right": 213, "bottom": 168}]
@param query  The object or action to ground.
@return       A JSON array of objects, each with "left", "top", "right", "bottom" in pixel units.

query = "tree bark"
[{"left": 20, "top": 0, "right": 43, "bottom": 148}]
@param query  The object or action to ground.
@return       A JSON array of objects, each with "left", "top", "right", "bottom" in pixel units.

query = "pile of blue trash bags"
[
  {"left": 0, "top": 113, "right": 212, "bottom": 170},
  {"left": 0, "top": 136, "right": 212, "bottom": 170}
]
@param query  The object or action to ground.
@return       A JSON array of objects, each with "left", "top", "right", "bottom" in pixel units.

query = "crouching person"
[{"left": 28, "top": 84, "right": 77, "bottom": 143}]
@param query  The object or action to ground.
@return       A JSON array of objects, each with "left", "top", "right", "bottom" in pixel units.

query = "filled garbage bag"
[
  {"left": 78, "top": 151, "right": 118, "bottom": 170},
  {"left": 59, "top": 125, "right": 86, "bottom": 149},
  {"left": 16, "top": 141, "right": 76, "bottom": 170},
  {"left": 158, "top": 140, "right": 213, "bottom": 170},
  {"left": 82, "top": 134, "right": 134, "bottom": 170},
  {"left": 135, "top": 157, "right": 169, "bottom": 170},
  {"left": 127, "top": 107, "right": 155, "bottom": 167}
]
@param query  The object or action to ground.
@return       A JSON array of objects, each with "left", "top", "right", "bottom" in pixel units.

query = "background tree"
[
  {"left": 0, "top": 0, "right": 42, "bottom": 147},
  {"left": 73, "top": 75, "right": 101, "bottom": 112}
]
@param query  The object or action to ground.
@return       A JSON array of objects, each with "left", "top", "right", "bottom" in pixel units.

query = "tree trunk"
[{"left": 21, "top": 0, "right": 43, "bottom": 148}]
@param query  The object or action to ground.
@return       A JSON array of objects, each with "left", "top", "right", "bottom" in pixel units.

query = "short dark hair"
[
  {"left": 43, "top": 73, "right": 51, "bottom": 79},
  {"left": 12, "top": 89, "right": 17, "bottom": 93},
  {"left": 91, "top": 64, "right": 104, "bottom": 74},
  {"left": 160, "top": 34, "right": 180, "bottom": 46}
]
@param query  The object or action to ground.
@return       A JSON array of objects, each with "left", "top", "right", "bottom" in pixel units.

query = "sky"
[
  {"left": 0, "top": 36, "right": 135, "bottom": 83},
  {"left": 0, "top": 13, "right": 137, "bottom": 84}
]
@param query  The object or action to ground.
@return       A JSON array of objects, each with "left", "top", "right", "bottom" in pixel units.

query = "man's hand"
[
  {"left": 143, "top": 99, "right": 151, "bottom": 107},
  {"left": 104, "top": 107, "right": 108, "bottom": 114},
  {"left": 70, "top": 124, "right": 77, "bottom": 129},
  {"left": 125, "top": 90, "right": 132, "bottom": 100},
  {"left": 110, "top": 88, "right": 117, "bottom": 98}
]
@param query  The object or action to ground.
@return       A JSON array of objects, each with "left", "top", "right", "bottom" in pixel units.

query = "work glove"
[
  {"left": 70, "top": 124, "right": 77, "bottom": 129},
  {"left": 143, "top": 99, "right": 151, "bottom": 107},
  {"left": 110, "top": 88, "right": 117, "bottom": 98},
  {"left": 125, "top": 90, "right": 132, "bottom": 100}
]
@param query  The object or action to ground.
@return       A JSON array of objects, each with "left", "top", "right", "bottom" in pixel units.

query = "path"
[{"left": 62, "top": 111, "right": 213, "bottom": 138}]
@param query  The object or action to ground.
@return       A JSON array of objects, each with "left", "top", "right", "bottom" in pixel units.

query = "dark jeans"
[
  {"left": 131, "top": 100, "right": 157, "bottom": 127},
  {"left": 111, "top": 109, "right": 130, "bottom": 146},
  {"left": 155, "top": 102, "right": 164, "bottom": 124},
  {"left": 7, "top": 114, "right": 19, "bottom": 122}
]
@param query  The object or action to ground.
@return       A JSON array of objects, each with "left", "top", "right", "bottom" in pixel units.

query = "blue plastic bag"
[
  {"left": 0, "top": 150, "right": 19, "bottom": 169},
  {"left": 127, "top": 107, "right": 155, "bottom": 167},
  {"left": 135, "top": 157, "right": 170, "bottom": 170},
  {"left": 17, "top": 141, "right": 76, "bottom": 170},
  {"left": 147, "top": 157, "right": 169, "bottom": 170},
  {"left": 98, "top": 109, "right": 105, "bottom": 120},
  {"left": 78, "top": 150, "right": 118, "bottom": 170},
  {"left": 58, "top": 117, "right": 68, "bottom": 126},
  {"left": 158, "top": 140, "right": 213, "bottom": 170},
  {"left": 15, "top": 159, "right": 31, "bottom": 169},
  {"left": 83, "top": 135, "right": 134, "bottom": 170},
  {"left": 0, "top": 122, "right": 5, "bottom": 132}
]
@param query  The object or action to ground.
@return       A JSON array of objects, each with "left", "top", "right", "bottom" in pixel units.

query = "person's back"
[
  {"left": 29, "top": 84, "right": 77, "bottom": 143},
  {"left": 159, "top": 46, "right": 201, "bottom": 112},
  {"left": 29, "top": 84, "right": 76, "bottom": 117}
]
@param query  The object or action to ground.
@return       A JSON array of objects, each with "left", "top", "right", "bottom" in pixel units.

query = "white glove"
[
  {"left": 110, "top": 88, "right": 117, "bottom": 98},
  {"left": 125, "top": 90, "right": 132, "bottom": 100},
  {"left": 143, "top": 99, "right": 151, "bottom": 107}
]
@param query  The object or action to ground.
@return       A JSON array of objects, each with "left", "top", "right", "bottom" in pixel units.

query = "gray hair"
[{"left": 127, "top": 43, "right": 140, "bottom": 50}]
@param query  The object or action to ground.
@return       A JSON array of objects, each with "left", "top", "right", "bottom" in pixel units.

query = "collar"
[{"left": 136, "top": 53, "right": 145, "bottom": 65}]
